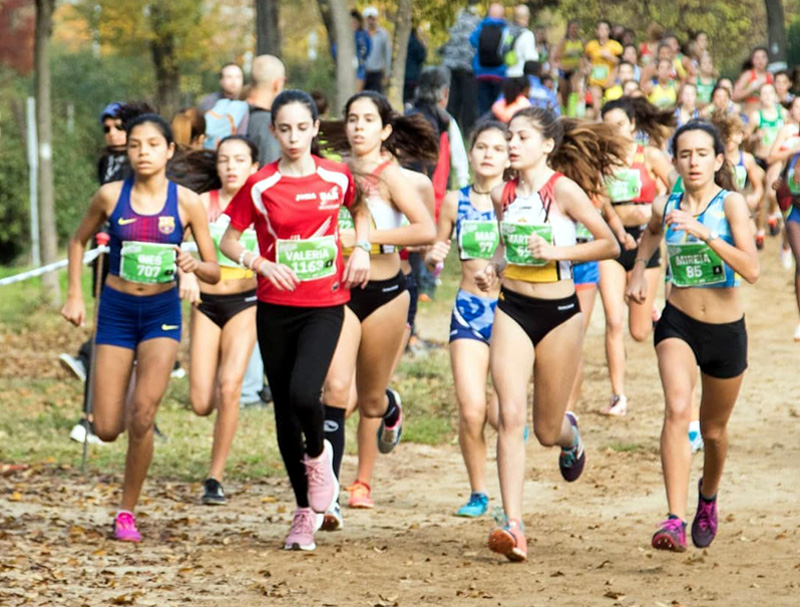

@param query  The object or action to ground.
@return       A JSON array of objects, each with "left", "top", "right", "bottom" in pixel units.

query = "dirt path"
[{"left": 2, "top": 239, "right": 799, "bottom": 607}]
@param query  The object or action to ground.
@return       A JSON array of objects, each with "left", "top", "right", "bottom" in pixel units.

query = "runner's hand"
[
  {"left": 174, "top": 245, "right": 200, "bottom": 274},
  {"left": 343, "top": 247, "right": 370, "bottom": 289},
  {"left": 426, "top": 240, "right": 450, "bottom": 269},
  {"left": 179, "top": 272, "right": 201, "bottom": 304},
  {"left": 260, "top": 260, "right": 299, "bottom": 291},
  {"left": 528, "top": 233, "right": 557, "bottom": 260},
  {"left": 61, "top": 296, "right": 86, "bottom": 327},
  {"left": 474, "top": 263, "right": 498, "bottom": 292},
  {"left": 625, "top": 273, "right": 648, "bottom": 304},
  {"left": 621, "top": 232, "right": 638, "bottom": 251},
  {"left": 665, "top": 209, "right": 710, "bottom": 241}
]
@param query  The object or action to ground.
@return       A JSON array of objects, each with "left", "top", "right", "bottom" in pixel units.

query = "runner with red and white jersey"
[{"left": 220, "top": 90, "right": 371, "bottom": 552}]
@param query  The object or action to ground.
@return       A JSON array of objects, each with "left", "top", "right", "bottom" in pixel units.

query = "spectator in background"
[
  {"left": 199, "top": 62, "right": 250, "bottom": 149},
  {"left": 404, "top": 23, "right": 428, "bottom": 103},
  {"left": 524, "top": 60, "right": 560, "bottom": 114},
  {"left": 352, "top": 10, "right": 372, "bottom": 92},
  {"left": 97, "top": 102, "right": 131, "bottom": 185},
  {"left": 440, "top": 0, "right": 481, "bottom": 135},
  {"left": 470, "top": 3, "right": 508, "bottom": 117},
  {"left": 363, "top": 6, "right": 392, "bottom": 93},
  {"left": 505, "top": 4, "right": 538, "bottom": 78},
  {"left": 246, "top": 54, "right": 285, "bottom": 167},
  {"left": 491, "top": 76, "right": 531, "bottom": 123},
  {"left": 775, "top": 70, "right": 795, "bottom": 106}
]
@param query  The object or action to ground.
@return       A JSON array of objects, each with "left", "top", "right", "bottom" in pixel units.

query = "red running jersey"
[{"left": 226, "top": 156, "right": 356, "bottom": 307}]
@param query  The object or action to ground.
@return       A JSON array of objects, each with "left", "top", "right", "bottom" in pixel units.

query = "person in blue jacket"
[{"left": 470, "top": 3, "right": 508, "bottom": 116}]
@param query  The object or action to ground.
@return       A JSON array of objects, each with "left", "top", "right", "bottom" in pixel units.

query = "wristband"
[
  {"left": 354, "top": 240, "right": 371, "bottom": 252},
  {"left": 238, "top": 249, "right": 249, "bottom": 267},
  {"left": 251, "top": 256, "right": 267, "bottom": 274}
]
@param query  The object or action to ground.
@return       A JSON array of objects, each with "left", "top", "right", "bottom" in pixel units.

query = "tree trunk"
[
  {"left": 316, "top": 0, "right": 336, "bottom": 57},
  {"left": 149, "top": 2, "right": 181, "bottom": 117},
  {"left": 764, "top": 0, "right": 788, "bottom": 65},
  {"left": 255, "top": 0, "right": 281, "bottom": 57},
  {"left": 34, "top": 0, "right": 60, "bottom": 305},
  {"left": 329, "top": 0, "right": 355, "bottom": 117},
  {"left": 387, "top": 0, "right": 412, "bottom": 111}
]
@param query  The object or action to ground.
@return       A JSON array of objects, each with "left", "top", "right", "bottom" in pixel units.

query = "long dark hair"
[
  {"left": 271, "top": 89, "right": 321, "bottom": 156},
  {"left": 509, "top": 107, "right": 629, "bottom": 197},
  {"left": 601, "top": 96, "right": 676, "bottom": 148},
  {"left": 167, "top": 135, "right": 260, "bottom": 194},
  {"left": 126, "top": 113, "right": 175, "bottom": 146},
  {"left": 469, "top": 120, "right": 508, "bottom": 151},
  {"left": 670, "top": 120, "right": 736, "bottom": 191},
  {"left": 319, "top": 91, "right": 439, "bottom": 165}
]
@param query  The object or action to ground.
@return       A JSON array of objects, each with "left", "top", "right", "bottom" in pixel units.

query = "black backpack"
[{"left": 477, "top": 23, "right": 506, "bottom": 68}]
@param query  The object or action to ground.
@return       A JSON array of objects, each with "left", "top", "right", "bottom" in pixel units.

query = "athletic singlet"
[
  {"left": 560, "top": 39, "right": 584, "bottom": 72},
  {"left": 695, "top": 77, "right": 717, "bottom": 105},
  {"left": 758, "top": 108, "right": 784, "bottom": 149},
  {"left": 501, "top": 173, "right": 575, "bottom": 283},
  {"left": 607, "top": 145, "right": 657, "bottom": 205},
  {"left": 734, "top": 152, "right": 748, "bottom": 191},
  {"left": 225, "top": 156, "right": 356, "bottom": 307},
  {"left": 649, "top": 81, "right": 677, "bottom": 108},
  {"left": 108, "top": 178, "right": 184, "bottom": 280},
  {"left": 787, "top": 157, "right": 800, "bottom": 195},
  {"left": 779, "top": 124, "right": 800, "bottom": 152},
  {"left": 455, "top": 186, "right": 499, "bottom": 261},
  {"left": 744, "top": 70, "right": 774, "bottom": 104},
  {"left": 664, "top": 189, "right": 739, "bottom": 289},
  {"left": 207, "top": 189, "right": 256, "bottom": 280}
]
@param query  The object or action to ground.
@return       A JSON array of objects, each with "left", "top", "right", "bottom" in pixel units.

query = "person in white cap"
[{"left": 362, "top": 6, "right": 392, "bottom": 93}]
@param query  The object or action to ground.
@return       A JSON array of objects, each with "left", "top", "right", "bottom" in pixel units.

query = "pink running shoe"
[
  {"left": 303, "top": 440, "right": 339, "bottom": 514},
  {"left": 113, "top": 511, "right": 142, "bottom": 542},
  {"left": 651, "top": 516, "right": 687, "bottom": 552},
  {"left": 488, "top": 518, "right": 527, "bottom": 562},
  {"left": 284, "top": 507, "right": 322, "bottom": 551}
]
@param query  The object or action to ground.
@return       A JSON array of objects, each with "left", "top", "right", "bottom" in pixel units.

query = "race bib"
[
  {"left": 276, "top": 236, "right": 337, "bottom": 282},
  {"left": 606, "top": 168, "right": 643, "bottom": 203},
  {"left": 575, "top": 222, "right": 594, "bottom": 242},
  {"left": 734, "top": 165, "right": 747, "bottom": 191},
  {"left": 459, "top": 220, "right": 499, "bottom": 260},
  {"left": 591, "top": 64, "right": 609, "bottom": 83},
  {"left": 501, "top": 222, "right": 553, "bottom": 266},
  {"left": 208, "top": 218, "right": 258, "bottom": 267},
  {"left": 119, "top": 241, "right": 177, "bottom": 284},
  {"left": 337, "top": 206, "right": 354, "bottom": 231},
  {"left": 667, "top": 242, "right": 726, "bottom": 287},
  {"left": 762, "top": 127, "right": 780, "bottom": 148}
]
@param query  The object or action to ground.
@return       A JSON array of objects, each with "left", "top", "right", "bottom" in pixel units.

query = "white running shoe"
[
  {"left": 780, "top": 247, "right": 793, "bottom": 270},
  {"left": 794, "top": 324, "right": 800, "bottom": 342},
  {"left": 59, "top": 354, "right": 86, "bottom": 382},
  {"left": 602, "top": 394, "right": 628, "bottom": 416},
  {"left": 69, "top": 420, "right": 104, "bottom": 445}
]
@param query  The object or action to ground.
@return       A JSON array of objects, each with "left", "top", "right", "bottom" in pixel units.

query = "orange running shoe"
[
  {"left": 488, "top": 513, "right": 527, "bottom": 562},
  {"left": 346, "top": 480, "right": 374, "bottom": 509}
]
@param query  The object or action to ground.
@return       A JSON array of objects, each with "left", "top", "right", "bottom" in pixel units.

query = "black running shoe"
[{"left": 202, "top": 478, "right": 226, "bottom": 505}]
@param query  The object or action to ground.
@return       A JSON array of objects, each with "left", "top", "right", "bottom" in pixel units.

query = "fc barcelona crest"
[{"left": 158, "top": 216, "right": 175, "bottom": 235}]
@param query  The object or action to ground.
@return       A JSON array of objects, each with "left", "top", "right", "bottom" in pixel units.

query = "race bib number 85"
[
  {"left": 276, "top": 236, "right": 337, "bottom": 282},
  {"left": 120, "top": 241, "right": 177, "bottom": 284},
  {"left": 667, "top": 242, "right": 726, "bottom": 287}
]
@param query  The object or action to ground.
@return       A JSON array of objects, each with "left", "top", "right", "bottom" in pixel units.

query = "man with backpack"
[
  {"left": 199, "top": 62, "right": 250, "bottom": 150},
  {"left": 470, "top": 3, "right": 509, "bottom": 117},
  {"left": 246, "top": 55, "right": 285, "bottom": 167},
  {"left": 505, "top": 5, "right": 538, "bottom": 78}
]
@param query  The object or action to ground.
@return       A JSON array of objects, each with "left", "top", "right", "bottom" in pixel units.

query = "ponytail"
[
  {"left": 171, "top": 107, "right": 206, "bottom": 148},
  {"left": 602, "top": 96, "right": 676, "bottom": 148},
  {"left": 319, "top": 91, "right": 439, "bottom": 165},
  {"left": 167, "top": 135, "right": 260, "bottom": 194},
  {"left": 509, "top": 107, "right": 628, "bottom": 197}
]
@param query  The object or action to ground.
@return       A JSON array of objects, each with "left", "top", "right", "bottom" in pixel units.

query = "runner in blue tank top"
[
  {"left": 62, "top": 114, "right": 220, "bottom": 543},
  {"left": 627, "top": 121, "right": 759, "bottom": 553},
  {"left": 426, "top": 122, "right": 508, "bottom": 518}
]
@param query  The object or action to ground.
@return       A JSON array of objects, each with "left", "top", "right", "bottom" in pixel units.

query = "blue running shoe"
[
  {"left": 559, "top": 411, "right": 586, "bottom": 482},
  {"left": 456, "top": 492, "right": 489, "bottom": 517}
]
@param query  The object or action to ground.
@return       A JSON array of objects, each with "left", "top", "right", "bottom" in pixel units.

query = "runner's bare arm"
[
  {"left": 626, "top": 195, "right": 667, "bottom": 303},
  {"left": 425, "top": 190, "right": 457, "bottom": 269},
  {"left": 343, "top": 198, "right": 371, "bottom": 289},
  {"left": 179, "top": 188, "right": 220, "bottom": 284},
  {"left": 474, "top": 184, "right": 506, "bottom": 291},
  {"left": 370, "top": 164, "right": 436, "bottom": 247}
]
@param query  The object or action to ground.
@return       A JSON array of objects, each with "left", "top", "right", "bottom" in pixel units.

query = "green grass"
[{"left": 0, "top": 248, "right": 466, "bottom": 479}]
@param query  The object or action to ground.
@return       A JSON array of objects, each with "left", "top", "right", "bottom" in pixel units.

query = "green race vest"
[
  {"left": 459, "top": 220, "right": 500, "bottom": 260},
  {"left": 119, "top": 241, "right": 177, "bottom": 284},
  {"left": 667, "top": 242, "right": 727, "bottom": 287},
  {"left": 276, "top": 236, "right": 338, "bottom": 281},
  {"left": 501, "top": 222, "right": 553, "bottom": 266}
]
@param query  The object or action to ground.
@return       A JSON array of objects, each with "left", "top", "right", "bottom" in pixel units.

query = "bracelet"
[
  {"left": 247, "top": 252, "right": 260, "bottom": 270},
  {"left": 251, "top": 256, "right": 267, "bottom": 274},
  {"left": 634, "top": 257, "right": 648, "bottom": 266},
  {"left": 238, "top": 249, "right": 249, "bottom": 267}
]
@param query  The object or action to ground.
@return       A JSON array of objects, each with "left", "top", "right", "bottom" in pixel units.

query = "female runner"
[
  {"left": 425, "top": 121, "right": 508, "bottom": 517},
  {"left": 61, "top": 114, "right": 220, "bottom": 541},
  {"left": 220, "top": 90, "right": 371, "bottom": 551},
  {"left": 318, "top": 91, "right": 437, "bottom": 524},
  {"left": 179, "top": 136, "right": 261, "bottom": 505},
  {"left": 599, "top": 97, "right": 675, "bottom": 416},
  {"left": 475, "top": 107, "right": 625, "bottom": 561},
  {"left": 627, "top": 120, "right": 758, "bottom": 551}
]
